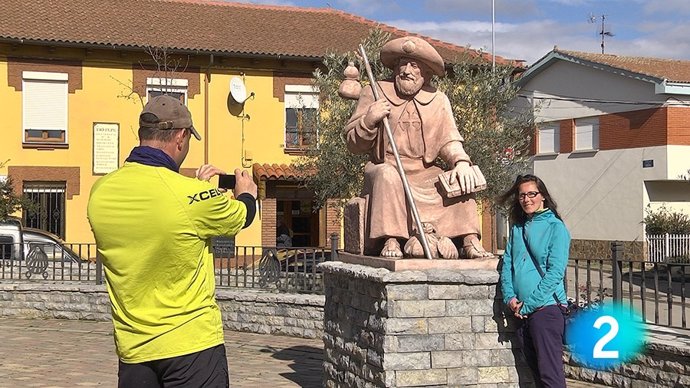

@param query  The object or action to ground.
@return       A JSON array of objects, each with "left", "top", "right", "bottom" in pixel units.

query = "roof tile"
[
  {"left": 1, "top": 0, "right": 516, "bottom": 66},
  {"left": 558, "top": 49, "right": 690, "bottom": 83},
  {"left": 253, "top": 163, "right": 312, "bottom": 181}
]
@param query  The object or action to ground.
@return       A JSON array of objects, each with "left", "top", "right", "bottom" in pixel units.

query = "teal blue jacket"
[{"left": 500, "top": 209, "right": 571, "bottom": 315}]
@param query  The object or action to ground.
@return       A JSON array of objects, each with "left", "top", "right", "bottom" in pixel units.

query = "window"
[
  {"left": 22, "top": 183, "right": 66, "bottom": 239},
  {"left": 538, "top": 122, "right": 560, "bottom": 154},
  {"left": 22, "top": 71, "right": 68, "bottom": 144},
  {"left": 0, "top": 236, "right": 15, "bottom": 260},
  {"left": 575, "top": 117, "right": 599, "bottom": 151},
  {"left": 146, "top": 78, "right": 187, "bottom": 103},
  {"left": 285, "top": 85, "right": 319, "bottom": 150}
]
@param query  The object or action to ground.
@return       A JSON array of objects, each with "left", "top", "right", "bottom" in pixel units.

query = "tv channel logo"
[{"left": 565, "top": 303, "right": 646, "bottom": 369}]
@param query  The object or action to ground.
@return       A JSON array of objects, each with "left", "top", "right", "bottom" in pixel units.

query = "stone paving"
[
  {"left": 0, "top": 317, "right": 605, "bottom": 387},
  {"left": 0, "top": 318, "right": 323, "bottom": 388}
]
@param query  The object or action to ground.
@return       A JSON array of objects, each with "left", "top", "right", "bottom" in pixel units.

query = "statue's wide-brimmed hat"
[{"left": 380, "top": 36, "right": 445, "bottom": 76}]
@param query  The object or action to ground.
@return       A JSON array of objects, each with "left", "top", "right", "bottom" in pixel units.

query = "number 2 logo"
[
  {"left": 565, "top": 304, "right": 645, "bottom": 369},
  {"left": 592, "top": 315, "right": 619, "bottom": 359}
]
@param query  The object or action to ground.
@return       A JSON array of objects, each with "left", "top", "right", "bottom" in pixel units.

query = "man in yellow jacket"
[{"left": 88, "top": 95, "right": 257, "bottom": 387}]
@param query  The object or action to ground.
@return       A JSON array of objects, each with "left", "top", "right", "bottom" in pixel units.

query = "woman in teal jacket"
[{"left": 498, "top": 174, "right": 571, "bottom": 388}]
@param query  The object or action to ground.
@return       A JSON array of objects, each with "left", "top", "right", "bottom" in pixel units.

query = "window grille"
[{"left": 22, "top": 183, "right": 66, "bottom": 239}]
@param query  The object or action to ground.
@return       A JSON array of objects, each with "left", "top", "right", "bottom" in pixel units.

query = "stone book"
[{"left": 437, "top": 165, "right": 487, "bottom": 198}]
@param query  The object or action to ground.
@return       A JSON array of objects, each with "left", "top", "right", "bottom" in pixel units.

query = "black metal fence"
[
  {"left": 0, "top": 239, "right": 336, "bottom": 295},
  {"left": 568, "top": 241, "right": 690, "bottom": 330},
  {"left": 5, "top": 237, "right": 687, "bottom": 328},
  {"left": 0, "top": 242, "right": 101, "bottom": 282},
  {"left": 213, "top": 246, "right": 332, "bottom": 293}
]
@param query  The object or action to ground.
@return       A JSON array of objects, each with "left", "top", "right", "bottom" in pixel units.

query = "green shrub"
[{"left": 643, "top": 204, "right": 690, "bottom": 235}]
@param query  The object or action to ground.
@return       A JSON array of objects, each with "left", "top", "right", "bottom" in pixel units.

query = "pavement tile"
[
  {"left": 0, "top": 317, "right": 616, "bottom": 387},
  {"left": 0, "top": 317, "right": 322, "bottom": 388}
]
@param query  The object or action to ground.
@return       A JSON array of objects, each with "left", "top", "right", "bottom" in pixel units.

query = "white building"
[{"left": 514, "top": 49, "right": 690, "bottom": 254}]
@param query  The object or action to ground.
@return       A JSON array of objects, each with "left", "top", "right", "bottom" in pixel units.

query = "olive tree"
[{"left": 0, "top": 160, "right": 35, "bottom": 221}]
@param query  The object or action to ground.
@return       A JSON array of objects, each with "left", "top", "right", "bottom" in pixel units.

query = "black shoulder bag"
[{"left": 521, "top": 227, "right": 576, "bottom": 318}]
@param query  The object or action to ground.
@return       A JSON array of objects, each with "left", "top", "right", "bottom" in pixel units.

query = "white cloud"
[
  {"left": 384, "top": 7, "right": 690, "bottom": 65},
  {"left": 384, "top": 18, "right": 600, "bottom": 64},
  {"left": 609, "top": 22, "right": 690, "bottom": 60},
  {"left": 422, "top": 0, "right": 540, "bottom": 16},
  {"left": 644, "top": 0, "right": 690, "bottom": 15}
]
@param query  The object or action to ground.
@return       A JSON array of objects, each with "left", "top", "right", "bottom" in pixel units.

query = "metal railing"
[
  {"left": 0, "top": 236, "right": 339, "bottom": 295},
  {"left": 3, "top": 236, "right": 690, "bottom": 329},
  {"left": 213, "top": 246, "right": 331, "bottom": 293},
  {"left": 1, "top": 242, "right": 101, "bottom": 282},
  {"left": 647, "top": 233, "right": 690, "bottom": 263},
  {"left": 568, "top": 241, "right": 690, "bottom": 330}
]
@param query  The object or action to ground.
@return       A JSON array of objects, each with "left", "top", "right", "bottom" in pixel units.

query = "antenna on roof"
[{"left": 588, "top": 13, "right": 614, "bottom": 54}]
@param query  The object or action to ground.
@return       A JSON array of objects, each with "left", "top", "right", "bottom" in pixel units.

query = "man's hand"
[
  {"left": 362, "top": 99, "right": 391, "bottom": 129},
  {"left": 195, "top": 164, "right": 225, "bottom": 182},
  {"left": 233, "top": 169, "right": 258, "bottom": 198},
  {"left": 448, "top": 161, "right": 476, "bottom": 195}
]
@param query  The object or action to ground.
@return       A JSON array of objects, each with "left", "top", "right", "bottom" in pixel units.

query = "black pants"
[
  {"left": 118, "top": 344, "right": 229, "bottom": 388},
  {"left": 516, "top": 305, "right": 566, "bottom": 388}
]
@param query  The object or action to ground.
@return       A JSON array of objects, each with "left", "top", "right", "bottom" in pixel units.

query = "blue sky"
[{"left": 235, "top": 0, "right": 690, "bottom": 65}]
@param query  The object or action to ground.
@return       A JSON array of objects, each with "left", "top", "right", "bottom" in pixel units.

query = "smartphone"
[{"left": 218, "top": 174, "right": 236, "bottom": 189}]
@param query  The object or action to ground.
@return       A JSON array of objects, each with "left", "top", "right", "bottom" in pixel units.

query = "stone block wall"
[
  {"left": 321, "top": 261, "right": 533, "bottom": 387},
  {"left": 564, "top": 337, "right": 690, "bottom": 387},
  {"left": 570, "top": 239, "right": 646, "bottom": 261},
  {"left": 216, "top": 288, "right": 324, "bottom": 338},
  {"left": 0, "top": 283, "right": 110, "bottom": 321},
  {"left": 0, "top": 283, "right": 325, "bottom": 339}
]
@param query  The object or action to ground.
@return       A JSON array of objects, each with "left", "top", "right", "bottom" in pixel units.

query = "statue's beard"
[{"left": 395, "top": 75, "right": 424, "bottom": 96}]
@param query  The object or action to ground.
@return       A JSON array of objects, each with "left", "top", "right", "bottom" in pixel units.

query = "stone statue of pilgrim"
[{"left": 343, "top": 36, "right": 493, "bottom": 259}]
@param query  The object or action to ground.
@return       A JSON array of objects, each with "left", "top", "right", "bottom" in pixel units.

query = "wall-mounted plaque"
[{"left": 93, "top": 123, "right": 120, "bottom": 174}]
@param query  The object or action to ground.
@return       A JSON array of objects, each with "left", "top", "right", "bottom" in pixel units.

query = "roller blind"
[{"left": 22, "top": 72, "right": 68, "bottom": 140}]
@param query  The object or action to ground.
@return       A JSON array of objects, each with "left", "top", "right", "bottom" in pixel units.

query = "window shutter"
[
  {"left": 538, "top": 123, "right": 559, "bottom": 154},
  {"left": 23, "top": 79, "right": 68, "bottom": 133},
  {"left": 575, "top": 117, "right": 599, "bottom": 151}
]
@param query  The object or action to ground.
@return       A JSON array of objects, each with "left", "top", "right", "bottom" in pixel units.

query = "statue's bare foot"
[
  {"left": 381, "top": 238, "right": 403, "bottom": 258},
  {"left": 437, "top": 237, "right": 459, "bottom": 259},
  {"left": 461, "top": 235, "right": 493, "bottom": 259}
]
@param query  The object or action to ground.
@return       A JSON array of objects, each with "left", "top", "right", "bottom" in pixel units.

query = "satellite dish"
[{"left": 230, "top": 77, "right": 248, "bottom": 104}]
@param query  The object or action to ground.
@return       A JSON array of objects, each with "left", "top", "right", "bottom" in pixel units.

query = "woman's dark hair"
[{"left": 497, "top": 174, "right": 562, "bottom": 225}]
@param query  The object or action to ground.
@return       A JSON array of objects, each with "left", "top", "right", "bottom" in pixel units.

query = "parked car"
[{"left": 0, "top": 219, "right": 84, "bottom": 264}]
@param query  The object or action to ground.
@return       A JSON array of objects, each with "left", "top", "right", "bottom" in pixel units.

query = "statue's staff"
[{"left": 358, "top": 44, "right": 433, "bottom": 260}]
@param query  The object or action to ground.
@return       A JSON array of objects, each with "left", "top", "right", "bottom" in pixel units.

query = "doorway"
[{"left": 277, "top": 199, "right": 319, "bottom": 247}]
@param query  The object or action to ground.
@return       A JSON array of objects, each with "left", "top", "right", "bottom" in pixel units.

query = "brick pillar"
[
  {"left": 560, "top": 119, "right": 574, "bottom": 153},
  {"left": 262, "top": 197, "right": 277, "bottom": 247}
]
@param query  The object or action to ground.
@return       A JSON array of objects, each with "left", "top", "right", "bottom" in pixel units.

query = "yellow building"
[{"left": 0, "top": 0, "right": 506, "bottom": 248}]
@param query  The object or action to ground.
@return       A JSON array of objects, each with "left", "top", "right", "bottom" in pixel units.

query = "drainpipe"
[{"left": 204, "top": 54, "right": 214, "bottom": 164}]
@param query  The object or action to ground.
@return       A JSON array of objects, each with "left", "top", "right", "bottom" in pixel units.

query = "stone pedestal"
[{"left": 321, "top": 253, "right": 533, "bottom": 387}]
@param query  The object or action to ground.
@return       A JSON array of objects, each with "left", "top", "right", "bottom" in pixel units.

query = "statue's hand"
[
  {"left": 449, "top": 161, "right": 476, "bottom": 195},
  {"left": 362, "top": 99, "right": 391, "bottom": 129}
]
